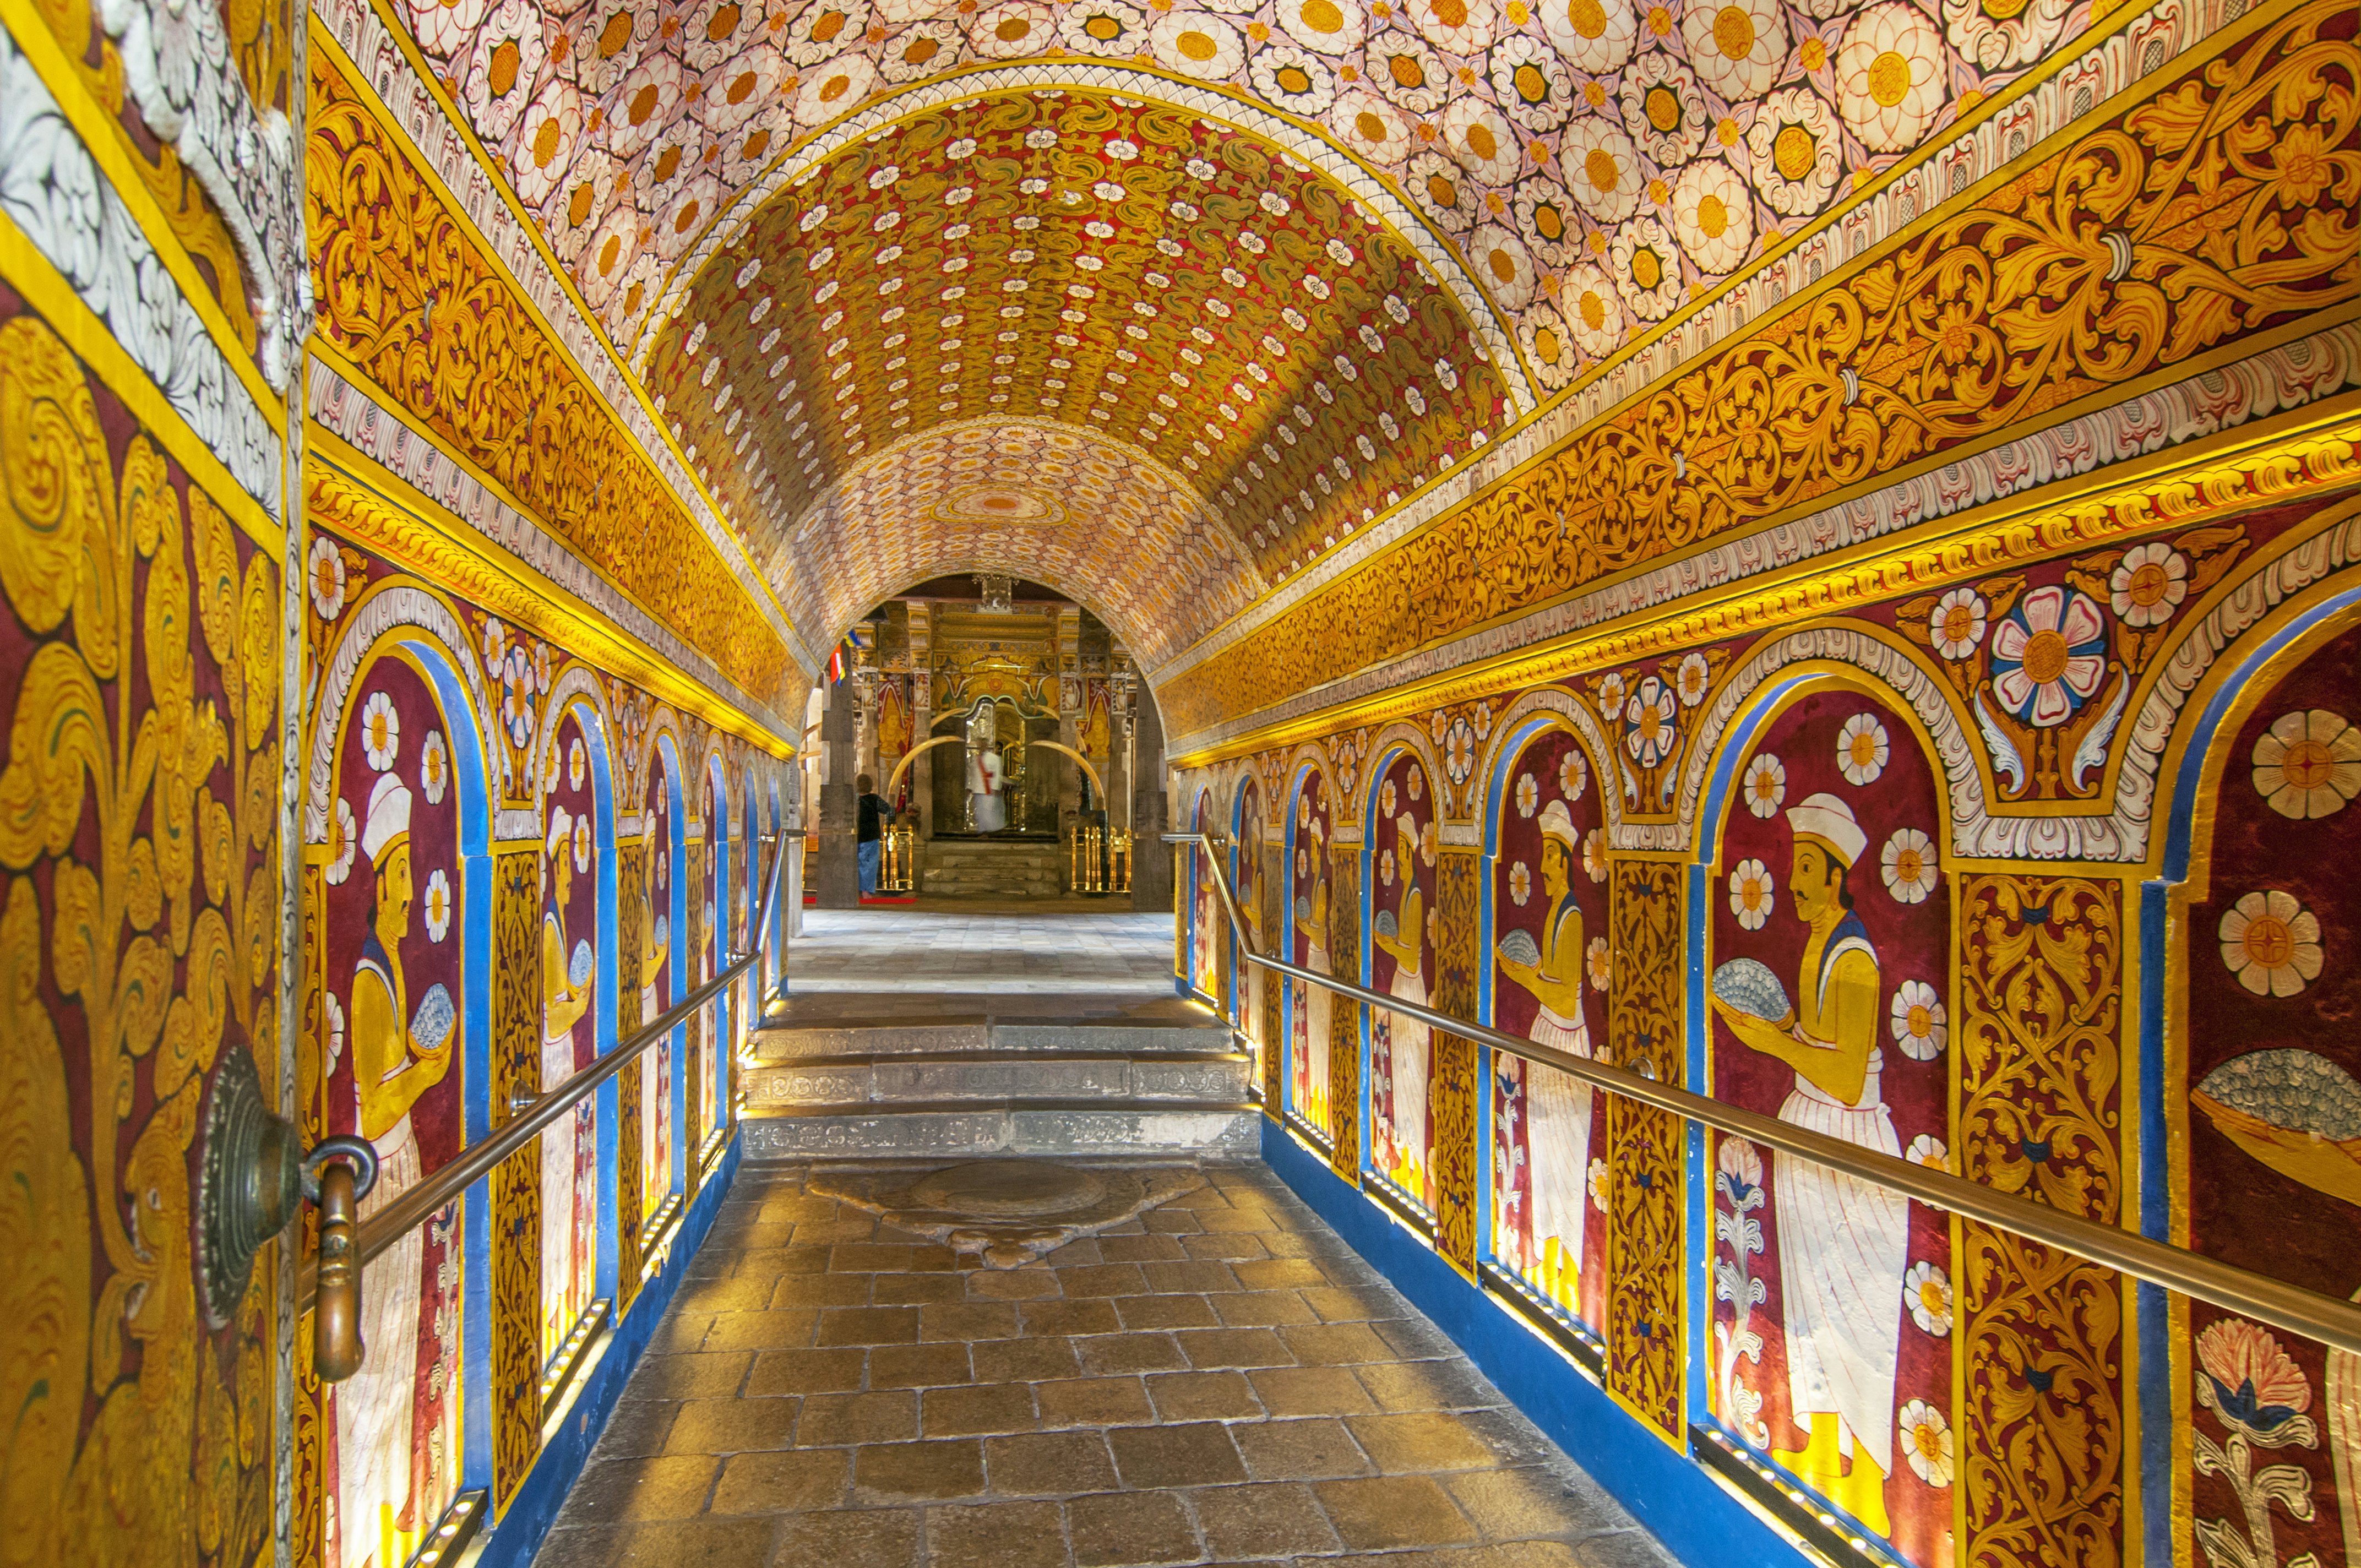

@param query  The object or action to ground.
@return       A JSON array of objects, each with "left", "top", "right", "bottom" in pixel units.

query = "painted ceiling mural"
[
  {"left": 774, "top": 419, "right": 1266, "bottom": 665},
  {"left": 645, "top": 89, "right": 1512, "bottom": 580}
]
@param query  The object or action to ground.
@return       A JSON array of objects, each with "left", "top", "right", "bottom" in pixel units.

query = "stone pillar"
[
  {"left": 908, "top": 604, "right": 934, "bottom": 838},
  {"left": 815, "top": 678, "right": 859, "bottom": 908},
  {"left": 1130, "top": 680, "right": 1172, "bottom": 913}
]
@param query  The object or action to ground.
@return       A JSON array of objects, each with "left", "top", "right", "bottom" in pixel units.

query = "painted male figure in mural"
[
  {"left": 1373, "top": 811, "right": 1431, "bottom": 1200},
  {"left": 637, "top": 835, "right": 672, "bottom": 1213},
  {"left": 1494, "top": 798, "right": 1593, "bottom": 1312},
  {"left": 1711, "top": 792, "right": 1907, "bottom": 1536},
  {"left": 1292, "top": 820, "right": 1332, "bottom": 1135},
  {"left": 540, "top": 804, "right": 597, "bottom": 1357},
  {"left": 336, "top": 774, "right": 453, "bottom": 1566}
]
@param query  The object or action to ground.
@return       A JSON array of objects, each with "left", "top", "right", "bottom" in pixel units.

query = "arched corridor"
[{"left": 4, "top": 0, "right": 2359, "bottom": 1559}]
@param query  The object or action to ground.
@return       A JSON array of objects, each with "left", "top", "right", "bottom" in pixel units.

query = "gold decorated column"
[
  {"left": 1603, "top": 859, "right": 1686, "bottom": 1442},
  {"left": 1429, "top": 839, "right": 1484, "bottom": 1277}
]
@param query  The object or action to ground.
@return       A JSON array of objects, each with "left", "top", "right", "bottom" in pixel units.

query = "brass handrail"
[
  {"left": 296, "top": 841, "right": 789, "bottom": 1313},
  {"left": 1165, "top": 831, "right": 2361, "bottom": 1358}
]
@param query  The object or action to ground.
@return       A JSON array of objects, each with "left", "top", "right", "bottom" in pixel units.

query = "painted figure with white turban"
[
  {"left": 335, "top": 774, "right": 453, "bottom": 1566},
  {"left": 540, "top": 804, "right": 596, "bottom": 1359},
  {"left": 1372, "top": 811, "right": 1431, "bottom": 1201},
  {"left": 1710, "top": 792, "right": 1906, "bottom": 1537},
  {"left": 1494, "top": 798, "right": 1594, "bottom": 1312}
]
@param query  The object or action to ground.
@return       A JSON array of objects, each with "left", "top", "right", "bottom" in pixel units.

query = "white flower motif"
[
  {"left": 1595, "top": 672, "right": 1628, "bottom": 725},
  {"left": 1249, "top": 41, "right": 1337, "bottom": 113},
  {"left": 1835, "top": 2, "right": 1947, "bottom": 154},
  {"left": 1381, "top": 847, "right": 1397, "bottom": 887},
  {"left": 2218, "top": 889, "right": 2324, "bottom": 997},
  {"left": 1150, "top": 10, "right": 1245, "bottom": 77},
  {"left": 1445, "top": 717, "right": 1478, "bottom": 783},
  {"left": 1990, "top": 585, "right": 2110, "bottom": 727},
  {"left": 1837, "top": 712, "right": 1890, "bottom": 786},
  {"left": 1881, "top": 827, "right": 1936, "bottom": 903},
  {"left": 1582, "top": 826, "right": 1608, "bottom": 884},
  {"left": 308, "top": 537, "right": 347, "bottom": 620},
  {"left": 1742, "top": 753, "right": 1786, "bottom": 819},
  {"left": 423, "top": 868, "right": 454, "bottom": 942},
  {"left": 1559, "top": 116, "right": 1644, "bottom": 223},
  {"left": 1673, "top": 652, "right": 1711, "bottom": 710},
  {"left": 323, "top": 990, "right": 346, "bottom": 1078},
  {"left": 1559, "top": 263, "right": 1623, "bottom": 358},
  {"left": 1898, "top": 1400, "right": 1954, "bottom": 1488},
  {"left": 1929, "top": 587, "right": 1987, "bottom": 660},
  {"left": 1279, "top": 0, "right": 1366, "bottom": 52},
  {"left": 1588, "top": 1156, "right": 1611, "bottom": 1210},
  {"left": 1729, "top": 858, "right": 1776, "bottom": 930},
  {"left": 420, "top": 729, "right": 450, "bottom": 807},
  {"left": 1904, "top": 1260, "right": 1954, "bottom": 1336},
  {"left": 1541, "top": 0, "right": 1637, "bottom": 74},
  {"left": 1681, "top": 0, "right": 1787, "bottom": 100},
  {"left": 361, "top": 691, "right": 402, "bottom": 772},
  {"left": 1383, "top": 777, "right": 1400, "bottom": 817},
  {"left": 1516, "top": 773, "right": 1539, "bottom": 818},
  {"left": 2108, "top": 541, "right": 2190, "bottom": 629},
  {"left": 1890, "top": 979, "right": 1946, "bottom": 1060},
  {"left": 2251, "top": 709, "right": 2361, "bottom": 820},
  {"left": 569, "top": 736, "right": 587, "bottom": 790},
  {"left": 1510, "top": 861, "right": 1532, "bottom": 906},
  {"left": 1609, "top": 215, "right": 1682, "bottom": 322},
  {"left": 1743, "top": 86, "right": 1843, "bottom": 217},
  {"left": 574, "top": 815, "right": 593, "bottom": 873},
  {"left": 1559, "top": 749, "right": 1588, "bottom": 803},
  {"left": 1906, "top": 1133, "right": 1949, "bottom": 1169},
  {"left": 1617, "top": 51, "right": 1706, "bottom": 166},
  {"left": 1587, "top": 935, "right": 1612, "bottom": 990},
  {"left": 1668, "top": 158, "right": 1754, "bottom": 277},
  {"left": 1407, "top": 765, "right": 1426, "bottom": 802},
  {"left": 1624, "top": 674, "right": 1679, "bottom": 767},
  {"left": 327, "top": 797, "right": 360, "bottom": 886}
]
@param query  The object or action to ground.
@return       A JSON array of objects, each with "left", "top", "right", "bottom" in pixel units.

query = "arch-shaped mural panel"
[
  {"left": 1286, "top": 757, "right": 1337, "bottom": 1142},
  {"left": 1231, "top": 769, "right": 1271, "bottom": 1096},
  {"left": 638, "top": 732, "right": 686, "bottom": 1216},
  {"left": 317, "top": 623, "right": 493, "bottom": 1568},
  {"left": 697, "top": 750, "right": 731, "bottom": 1162},
  {"left": 538, "top": 702, "right": 610, "bottom": 1365},
  {"left": 1699, "top": 676, "right": 1957, "bottom": 1560},
  {"left": 1482, "top": 713, "right": 1611, "bottom": 1332},
  {"left": 2171, "top": 603, "right": 2361, "bottom": 1568},
  {"left": 1189, "top": 783, "right": 1226, "bottom": 1009},
  {"left": 1364, "top": 728, "right": 1439, "bottom": 1211}
]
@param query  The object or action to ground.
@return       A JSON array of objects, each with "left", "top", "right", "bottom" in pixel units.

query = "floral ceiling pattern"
[
  {"left": 772, "top": 418, "right": 1266, "bottom": 663},
  {"left": 644, "top": 90, "right": 1512, "bottom": 580},
  {"left": 394, "top": 0, "right": 2095, "bottom": 397}
]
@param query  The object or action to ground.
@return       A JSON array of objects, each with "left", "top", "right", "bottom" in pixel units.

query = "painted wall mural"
[
  {"left": 1288, "top": 766, "right": 1336, "bottom": 1139},
  {"left": 1369, "top": 745, "right": 1439, "bottom": 1208},
  {"left": 1233, "top": 775, "right": 1269, "bottom": 1093},
  {"left": 640, "top": 743, "right": 678, "bottom": 1217},
  {"left": 320, "top": 649, "right": 473, "bottom": 1568},
  {"left": 1704, "top": 688, "right": 1954, "bottom": 1559},
  {"left": 1192, "top": 788, "right": 1222, "bottom": 1004},
  {"left": 538, "top": 707, "right": 603, "bottom": 1364},
  {"left": 2184, "top": 616, "right": 2361, "bottom": 1568},
  {"left": 1489, "top": 723, "right": 1610, "bottom": 1329}
]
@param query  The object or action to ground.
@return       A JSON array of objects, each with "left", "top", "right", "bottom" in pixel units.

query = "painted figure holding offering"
[{"left": 1494, "top": 798, "right": 1593, "bottom": 1310}]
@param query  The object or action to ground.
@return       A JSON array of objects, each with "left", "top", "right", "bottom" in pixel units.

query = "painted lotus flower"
[
  {"left": 1516, "top": 772, "right": 1539, "bottom": 818},
  {"left": 2218, "top": 889, "right": 2323, "bottom": 997},
  {"left": 1587, "top": 935, "right": 1612, "bottom": 990},
  {"left": 1588, "top": 1156, "right": 1611, "bottom": 1211},
  {"left": 1898, "top": 1399, "right": 1954, "bottom": 1487},
  {"left": 361, "top": 691, "right": 402, "bottom": 772},
  {"left": 1383, "top": 777, "right": 1399, "bottom": 817},
  {"left": 1408, "top": 764, "right": 1425, "bottom": 801},
  {"left": 1891, "top": 979, "right": 1945, "bottom": 1059},
  {"left": 1743, "top": 85, "right": 1841, "bottom": 217},
  {"left": 1381, "top": 848, "right": 1398, "bottom": 888},
  {"left": 1835, "top": 1, "right": 1946, "bottom": 154},
  {"left": 1674, "top": 651, "right": 1712, "bottom": 709},
  {"left": 574, "top": 815, "right": 594, "bottom": 872},
  {"left": 1904, "top": 1260, "right": 1954, "bottom": 1336},
  {"left": 1625, "top": 675, "right": 1679, "bottom": 767},
  {"left": 1510, "top": 860, "right": 1532, "bottom": 906},
  {"left": 327, "top": 796, "right": 360, "bottom": 886},
  {"left": 2108, "top": 541, "right": 2188, "bottom": 629},
  {"left": 1559, "top": 116, "right": 1644, "bottom": 222},
  {"left": 1716, "top": 1135, "right": 1763, "bottom": 1194},
  {"left": 1881, "top": 827, "right": 1936, "bottom": 903},
  {"left": 1837, "top": 712, "right": 1889, "bottom": 785},
  {"left": 570, "top": 735, "right": 587, "bottom": 790},
  {"left": 1743, "top": 753, "right": 1786, "bottom": 819},
  {"left": 1990, "top": 585, "right": 2108, "bottom": 727},
  {"left": 1445, "top": 717, "right": 1478, "bottom": 782},
  {"left": 323, "top": 989, "right": 346, "bottom": 1077},
  {"left": 423, "top": 868, "right": 454, "bottom": 942},
  {"left": 308, "top": 537, "right": 346, "bottom": 621},
  {"left": 1559, "top": 748, "right": 1588, "bottom": 802},
  {"left": 2251, "top": 708, "right": 2361, "bottom": 820},
  {"left": 1596, "top": 671, "right": 1628, "bottom": 718},
  {"left": 1906, "top": 1133, "right": 1950, "bottom": 1170},
  {"left": 1729, "top": 858, "right": 1775, "bottom": 930},
  {"left": 2195, "top": 1317, "right": 2311, "bottom": 1433},
  {"left": 1541, "top": 0, "right": 1637, "bottom": 75},
  {"left": 1929, "top": 587, "right": 1987, "bottom": 660},
  {"left": 1583, "top": 827, "right": 1609, "bottom": 884},
  {"left": 420, "top": 729, "right": 450, "bottom": 807}
]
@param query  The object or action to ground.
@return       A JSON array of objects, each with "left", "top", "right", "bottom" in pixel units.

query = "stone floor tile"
[
  {"left": 1352, "top": 1354, "right": 1499, "bottom": 1409},
  {"left": 1189, "top": 1482, "right": 1343, "bottom": 1560},
  {"left": 709, "top": 1448, "right": 850, "bottom": 1514},
  {"left": 920, "top": 1302, "right": 1022, "bottom": 1342},
  {"left": 1179, "top": 1233, "right": 1269, "bottom": 1261},
  {"left": 666, "top": 1396, "right": 803, "bottom": 1453},
  {"left": 965, "top": 1268, "right": 1064, "bottom": 1300},
  {"left": 983, "top": 1431, "right": 1120, "bottom": 1495},
  {"left": 703, "top": 1309, "right": 822, "bottom": 1351},
  {"left": 1277, "top": 1324, "right": 1395, "bottom": 1367},
  {"left": 533, "top": 1518, "right": 776, "bottom": 1567},
  {"left": 926, "top": 1500, "right": 1071, "bottom": 1568},
  {"left": 800, "top": 1391, "right": 920, "bottom": 1446},
  {"left": 1443, "top": 1468, "right": 1610, "bottom": 1542},
  {"left": 1145, "top": 1369, "right": 1264, "bottom": 1421},
  {"left": 770, "top": 1509, "right": 923, "bottom": 1567},
  {"left": 1112, "top": 1293, "right": 1220, "bottom": 1330},
  {"left": 1348, "top": 1411, "right": 1501, "bottom": 1474},
  {"left": 673, "top": 1276, "right": 777, "bottom": 1315},
  {"left": 1230, "top": 1418, "right": 1374, "bottom": 1482},
  {"left": 869, "top": 1342, "right": 975, "bottom": 1390},
  {"left": 971, "top": 1337, "right": 1081, "bottom": 1384},
  {"left": 1066, "top": 1490, "right": 1200, "bottom": 1566},
  {"left": 1211, "top": 1291, "right": 1315, "bottom": 1327},
  {"left": 594, "top": 1398, "right": 679, "bottom": 1458},
  {"left": 1231, "top": 1258, "right": 1331, "bottom": 1289},
  {"left": 1141, "top": 1209, "right": 1205, "bottom": 1235},
  {"left": 852, "top": 1440, "right": 987, "bottom": 1502},
  {"left": 1298, "top": 1286, "right": 1401, "bottom": 1323},
  {"left": 773, "top": 1273, "right": 875, "bottom": 1308},
  {"left": 1370, "top": 1317, "right": 1458, "bottom": 1359},
  {"left": 1035, "top": 1377, "right": 1155, "bottom": 1429},
  {"left": 1105, "top": 1422, "right": 1247, "bottom": 1488},
  {"left": 652, "top": 1311, "right": 714, "bottom": 1353},
  {"left": 818, "top": 1306, "right": 923, "bottom": 1346},
  {"left": 553, "top": 1455, "right": 718, "bottom": 1525},
  {"left": 1020, "top": 1299, "right": 1123, "bottom": 1337},
  {"left": 1076, "top": 1331, "right": 1187, "bottom": 1375},
  {"left": 1248, "top": 1366, "right": 1378, "bottom": 1418},
  {"left": 1095, "top": 1234, "right": 1188, "bottom": 1264},
  {"left": 1314, "top": 1474, "right": 1481, "bottom": 1549},
  {"left": 1174, "top": 1327, "right": 1293, "bottom": 1370},
  {"left": 923, "top": 1381, "right": 1040, "bottom": 1436},
  {"left": 1140, "top": 1260, "right": 1241, "bottom": 1294},
  {"left": 629, "top": 1353, "right": 750, "bottom": 1400},
  {"left": 745, "top": 1347, "right": 867, "bottom": 1397},
  {"left": 874, "top": 1273, "right": 966, "bottom": 1305},
  {"left": 833, "top": 1243, "right": 920, "bottom": 1273}
]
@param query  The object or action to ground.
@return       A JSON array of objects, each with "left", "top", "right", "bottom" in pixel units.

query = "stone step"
[
  {"left": 741, "top": 1050, "right": 1252, "bottom": 1109},
  {"left": 746, "top": 1020, "right": 1236, "bottom": 1061},
  {"left": 739, "top": 1102, "right": 1261, "bottom": 1160}
]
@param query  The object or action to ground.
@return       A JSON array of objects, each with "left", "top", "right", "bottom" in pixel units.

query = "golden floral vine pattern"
[{"left": 1605, "top": 859, "right": 1685, "bottom": 1439}]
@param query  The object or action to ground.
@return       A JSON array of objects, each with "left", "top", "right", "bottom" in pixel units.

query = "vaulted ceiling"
[{"left": 390, "top": 0, "right": 2086, "bottom": 663}]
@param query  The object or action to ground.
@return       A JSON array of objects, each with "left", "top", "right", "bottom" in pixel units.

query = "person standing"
[
  {"left": 1494, "top": 799, "right": 1594, "bottom": 1312},
  {"left": 856, "top": 773, "right": 891, "bottom": 896}
]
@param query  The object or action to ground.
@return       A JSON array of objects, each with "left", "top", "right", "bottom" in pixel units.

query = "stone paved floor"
[
  {"left": 787, "top": 910, "right": 1179, "bottom": 998},
  {"left": 535, "top": 1161, "right": 1674, "bottom": 1567}
]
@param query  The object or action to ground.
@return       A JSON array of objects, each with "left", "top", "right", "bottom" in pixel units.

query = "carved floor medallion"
[{"left": 809, "top": 1160, "right": 1206, "bottom": 1267}]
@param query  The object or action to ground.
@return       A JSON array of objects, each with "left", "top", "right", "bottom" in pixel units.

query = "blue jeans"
[{"left": 858, "top": 838, "right": 881, "bottom": 896}]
